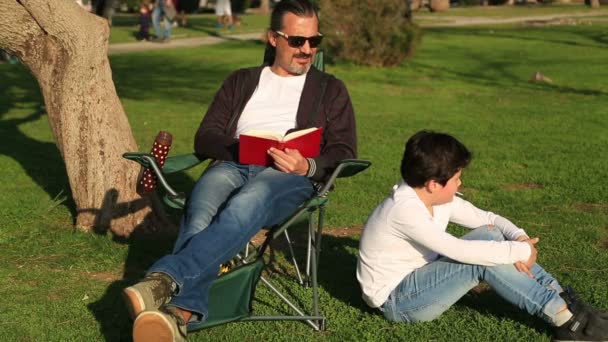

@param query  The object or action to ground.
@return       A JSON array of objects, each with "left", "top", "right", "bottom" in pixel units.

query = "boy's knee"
[
  {"left": 480, "top": 225, "right": 505, "bottom": 241},
  {"left": 464, "top": 225, "right": 505, "bottom": 242}
]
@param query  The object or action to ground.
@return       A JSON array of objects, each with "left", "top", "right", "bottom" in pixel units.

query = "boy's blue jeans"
[
  {"left": 147, "top": 161, "right": 314, "bottom": 323},
  {"left": 381, "top": 226, "right": 568, "bottom": 326}
]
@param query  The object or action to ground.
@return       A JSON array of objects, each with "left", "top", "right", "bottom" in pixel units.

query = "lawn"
[
  {"left": 109, "top": 12, "right": 270, "bottom": 44},
  {"left": 1, "top": 13, "right": 608, "bottom": 342}
]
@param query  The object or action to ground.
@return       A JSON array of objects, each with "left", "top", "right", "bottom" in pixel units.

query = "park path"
[
  {"left": 108, "top": 10, "right": 608, "bottom": 54},
  {"left": 420, "top": 8, "right": 608, "bottom": 26},
  {"left": 108, "top": 32, "right": 263, "bottom": 55}
]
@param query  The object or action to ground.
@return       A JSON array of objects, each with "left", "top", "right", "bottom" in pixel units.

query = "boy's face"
[{"left": 432, "top": 170, "right": 462, "bottom": 205}]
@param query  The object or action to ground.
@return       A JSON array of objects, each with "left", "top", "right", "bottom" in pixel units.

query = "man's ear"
[{"left": 268, "top": 31, "right": 277, "bottom": 48}]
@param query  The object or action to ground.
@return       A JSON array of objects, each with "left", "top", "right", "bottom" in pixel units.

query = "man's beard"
[{"left": 288, "top": 53, "right": 313, "bottom": 75}]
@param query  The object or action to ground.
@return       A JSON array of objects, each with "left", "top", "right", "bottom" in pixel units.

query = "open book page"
[
  {"left": 239, "top": 127, "right": 323, "bottom": 166},
  {"left": 240, "top": 130, "right": 284, "bottom": 141},
  {"left": 283, "top": 127, "right": 320, "bottom": 142}
]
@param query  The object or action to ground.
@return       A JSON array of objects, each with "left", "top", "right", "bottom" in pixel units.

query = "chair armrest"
[
  {"left": 122, "top": 152, "right": 205, "bottom": 202},
  {"left": 317, "top": 159, "right": 371, "bottom": 197},
  {"left": 163, "top": 153, "right": 207, "bottom": 174}
]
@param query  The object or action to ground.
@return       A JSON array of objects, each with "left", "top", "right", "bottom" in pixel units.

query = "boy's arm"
[
  {"left": 449, "top": 196, "right": 528, "bottom": 241},
  {"left": 390, "top": 204, "right": 531, "bottom": 266}
]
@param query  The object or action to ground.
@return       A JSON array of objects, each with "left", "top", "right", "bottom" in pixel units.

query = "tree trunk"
[
  {"left": 260, "top": 0, "right": 270, "bottom": 14},
  {"left": 0, "top": 0, "right": 169, "bottom": 237},
  {"left": 429, "top": 0, "right": 450, "bottom": 12}
]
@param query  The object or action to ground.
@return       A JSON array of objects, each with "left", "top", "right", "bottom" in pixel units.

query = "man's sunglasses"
[{"left": 275, "top": 31, "right": 323, "bottom": 48}]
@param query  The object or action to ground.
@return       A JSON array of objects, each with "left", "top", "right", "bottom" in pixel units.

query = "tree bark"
[
  {"left": 0, "top": 0, "right": 169, "bottom": 237},
  {"left": 259, "top": 0, "right": 270, "bottom": 14}
]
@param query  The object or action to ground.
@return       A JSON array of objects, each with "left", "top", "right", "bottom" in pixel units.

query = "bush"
[{"left": 319, "top": 0, "right": 422, "bottom": 67}]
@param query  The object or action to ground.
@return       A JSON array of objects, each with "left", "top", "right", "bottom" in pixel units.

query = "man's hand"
[
  {"left": 268, "top": 147, "right": 309, "bottom": 176},
  {"left": 514, "top": 236, "right": 539, "bottom": 278}
]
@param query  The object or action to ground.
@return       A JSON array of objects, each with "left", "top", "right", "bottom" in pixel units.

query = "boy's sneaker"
[
  {"left": 553, "top": 310, "right": 608, "bottom": 341},
  {"left": 553, "top": 288, "right": 608, "bottom": 342},
  {"left": 133, "top": 306, "right": 187, "bottom": 342},
  {"left": 123, "top": 272, "right": 175, "bottom": 319},
  {"left": 562, "top": 286, "right": 608, "bottom": 319}
]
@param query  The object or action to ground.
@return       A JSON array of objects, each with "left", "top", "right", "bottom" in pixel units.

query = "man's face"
[{"left": 268, "top": 12, "right": 319, "bottom": 77}]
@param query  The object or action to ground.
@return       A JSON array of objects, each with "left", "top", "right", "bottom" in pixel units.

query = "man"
[{"left": 123, "top": 1, "right": 357, "bottom": 341}]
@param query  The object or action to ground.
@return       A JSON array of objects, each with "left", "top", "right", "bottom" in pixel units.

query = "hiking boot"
[
  {"left": 133, "top": 306, "right": 187, "bottom": 342},
  {"left": 553, "top": 310, "right": 608, "bottom": 342},
  {"left": 123, "top": 272, "right": 175, "bottom": 319}
]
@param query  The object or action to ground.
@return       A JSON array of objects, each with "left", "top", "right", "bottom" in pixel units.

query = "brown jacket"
[{"left": 194, "top": 65, "right": 357, "bottom": 182}]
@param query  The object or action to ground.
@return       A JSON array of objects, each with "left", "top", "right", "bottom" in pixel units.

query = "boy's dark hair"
[
  {"left": 264, "top": 0, "right": 319, "bottom": 65},
  {"left": 400, "top": 130, "right": 471, "bottom": 187}
]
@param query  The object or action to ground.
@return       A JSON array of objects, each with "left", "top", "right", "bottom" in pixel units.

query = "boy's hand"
[
  {"left": 515, "top": 237, "right": 539, "bottom": 278},
  {"left": 268, "top": 148, "right": 309, "bottom": 176}
]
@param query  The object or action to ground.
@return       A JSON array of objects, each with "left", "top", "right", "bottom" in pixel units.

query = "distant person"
[
  {"left": 138, "top": 0, "right": 153, "bottom": 40},
  {"left": 174, "top": 0, "right": 197, "bottom": 26},
  {"left": 357, "top": 130, "right": 608, "bottom": 342},
  {"left": 214, "top": 0, "right": 233, "bottom": 29},
  {"left": 152, "top": 0, "right": 173, "bottom": 42}
]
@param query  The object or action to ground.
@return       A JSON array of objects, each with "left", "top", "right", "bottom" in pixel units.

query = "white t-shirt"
[
  {"left": 356, "top": 181, "right": 532, "bottom": 308},
  {"left": 235, "top": 67, "right": 306, "bottom": 138}
]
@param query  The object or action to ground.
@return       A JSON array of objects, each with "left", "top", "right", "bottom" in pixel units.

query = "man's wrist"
[{"left": 306, "top": 158, "right": 316, "bottom": 178}]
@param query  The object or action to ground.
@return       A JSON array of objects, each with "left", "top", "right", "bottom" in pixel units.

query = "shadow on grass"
[
  {"left": 459, "top": 287, "right": 551, "bottom": 335},
  {"left": 0, "top": 64, "right": 76, "bottom": 216},
  {"left": 87, "top": 233, "right": 176, "bottom": 341},
  {"left": 85, "top": 177, "right": 196, "bottom": 340},
  {"left": 265, "top": 225, "right": 374, "bottom": 314},
  {"left": 410, "top": 27, "right": 608, "bottom": 98}
]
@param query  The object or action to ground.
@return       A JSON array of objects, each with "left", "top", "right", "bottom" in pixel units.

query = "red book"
[{"left": 239, "top": 127, "right": 323, "bottom": 166}]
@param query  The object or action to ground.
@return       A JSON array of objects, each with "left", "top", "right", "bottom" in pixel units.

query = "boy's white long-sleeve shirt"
[{"left": 356, "top": 182, "right": 532, "bottom": 308}]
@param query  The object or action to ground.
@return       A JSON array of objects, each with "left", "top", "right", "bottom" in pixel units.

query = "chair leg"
[
  {"left": 311, "top": 205, "right": 326, "bottom": 330},
  {"left": 305, "top": 210, "right": 314, "bottom": 288},
  {"left": 258, "top": 275, "right": 321, "bottom": 330},
  {"left": 283, "top": 230, "right": 304, "bottom": 285}
]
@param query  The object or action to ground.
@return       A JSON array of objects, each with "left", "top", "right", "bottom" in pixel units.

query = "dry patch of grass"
[
  {"left": 572, "top": 203, "right": 608, "bottom": 214},
  {"left": 86, "top": 271, "right": 123, "bottom": 283}
]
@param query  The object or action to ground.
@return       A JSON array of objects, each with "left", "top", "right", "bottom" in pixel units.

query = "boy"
[{"left": 357, "top": 130, "right": 607, "bottom": 341}]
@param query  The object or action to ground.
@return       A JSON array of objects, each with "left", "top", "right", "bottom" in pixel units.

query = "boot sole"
[
  {"left": 123, "top": 287, "right": 146, "bottom": 320},
  {"left": 133, "top": 311, "right": 175, "bottom": 342}
]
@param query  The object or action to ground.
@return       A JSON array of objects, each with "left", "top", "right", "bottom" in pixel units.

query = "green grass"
[
  {"left": 109, "top": 12, "right": 270, "bottom": 44},
  {"left": 1, "top": 15, "right": 608, "bottom": 341},
  {"left": 415, "top": 3, "right": 601, "bottom": 18}
]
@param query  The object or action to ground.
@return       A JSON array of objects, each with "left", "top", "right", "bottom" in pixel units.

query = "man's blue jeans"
[
  {"left": 382, "top": 226, "right": 568, "bottom": 326},
  {"left": 152, "top": 2, "right": 171, "bottom": 39},
  {"left": 148, "top": 161, "right": 314, "bottom": 322}
]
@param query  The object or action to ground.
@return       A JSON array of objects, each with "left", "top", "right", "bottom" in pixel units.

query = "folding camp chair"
[{"left": 123, "top": 52, "right": 371, "bottom": 332}]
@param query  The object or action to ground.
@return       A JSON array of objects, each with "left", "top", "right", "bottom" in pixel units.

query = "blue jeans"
[
  {"left": 148, "top": 161, "right": 314, "bottom": 322},
  {"left": 382, "top": 226, "right": 567, "bottom": 326},
  {"left": 152, "top": 2, "right": 171, "bottom": 39}
]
